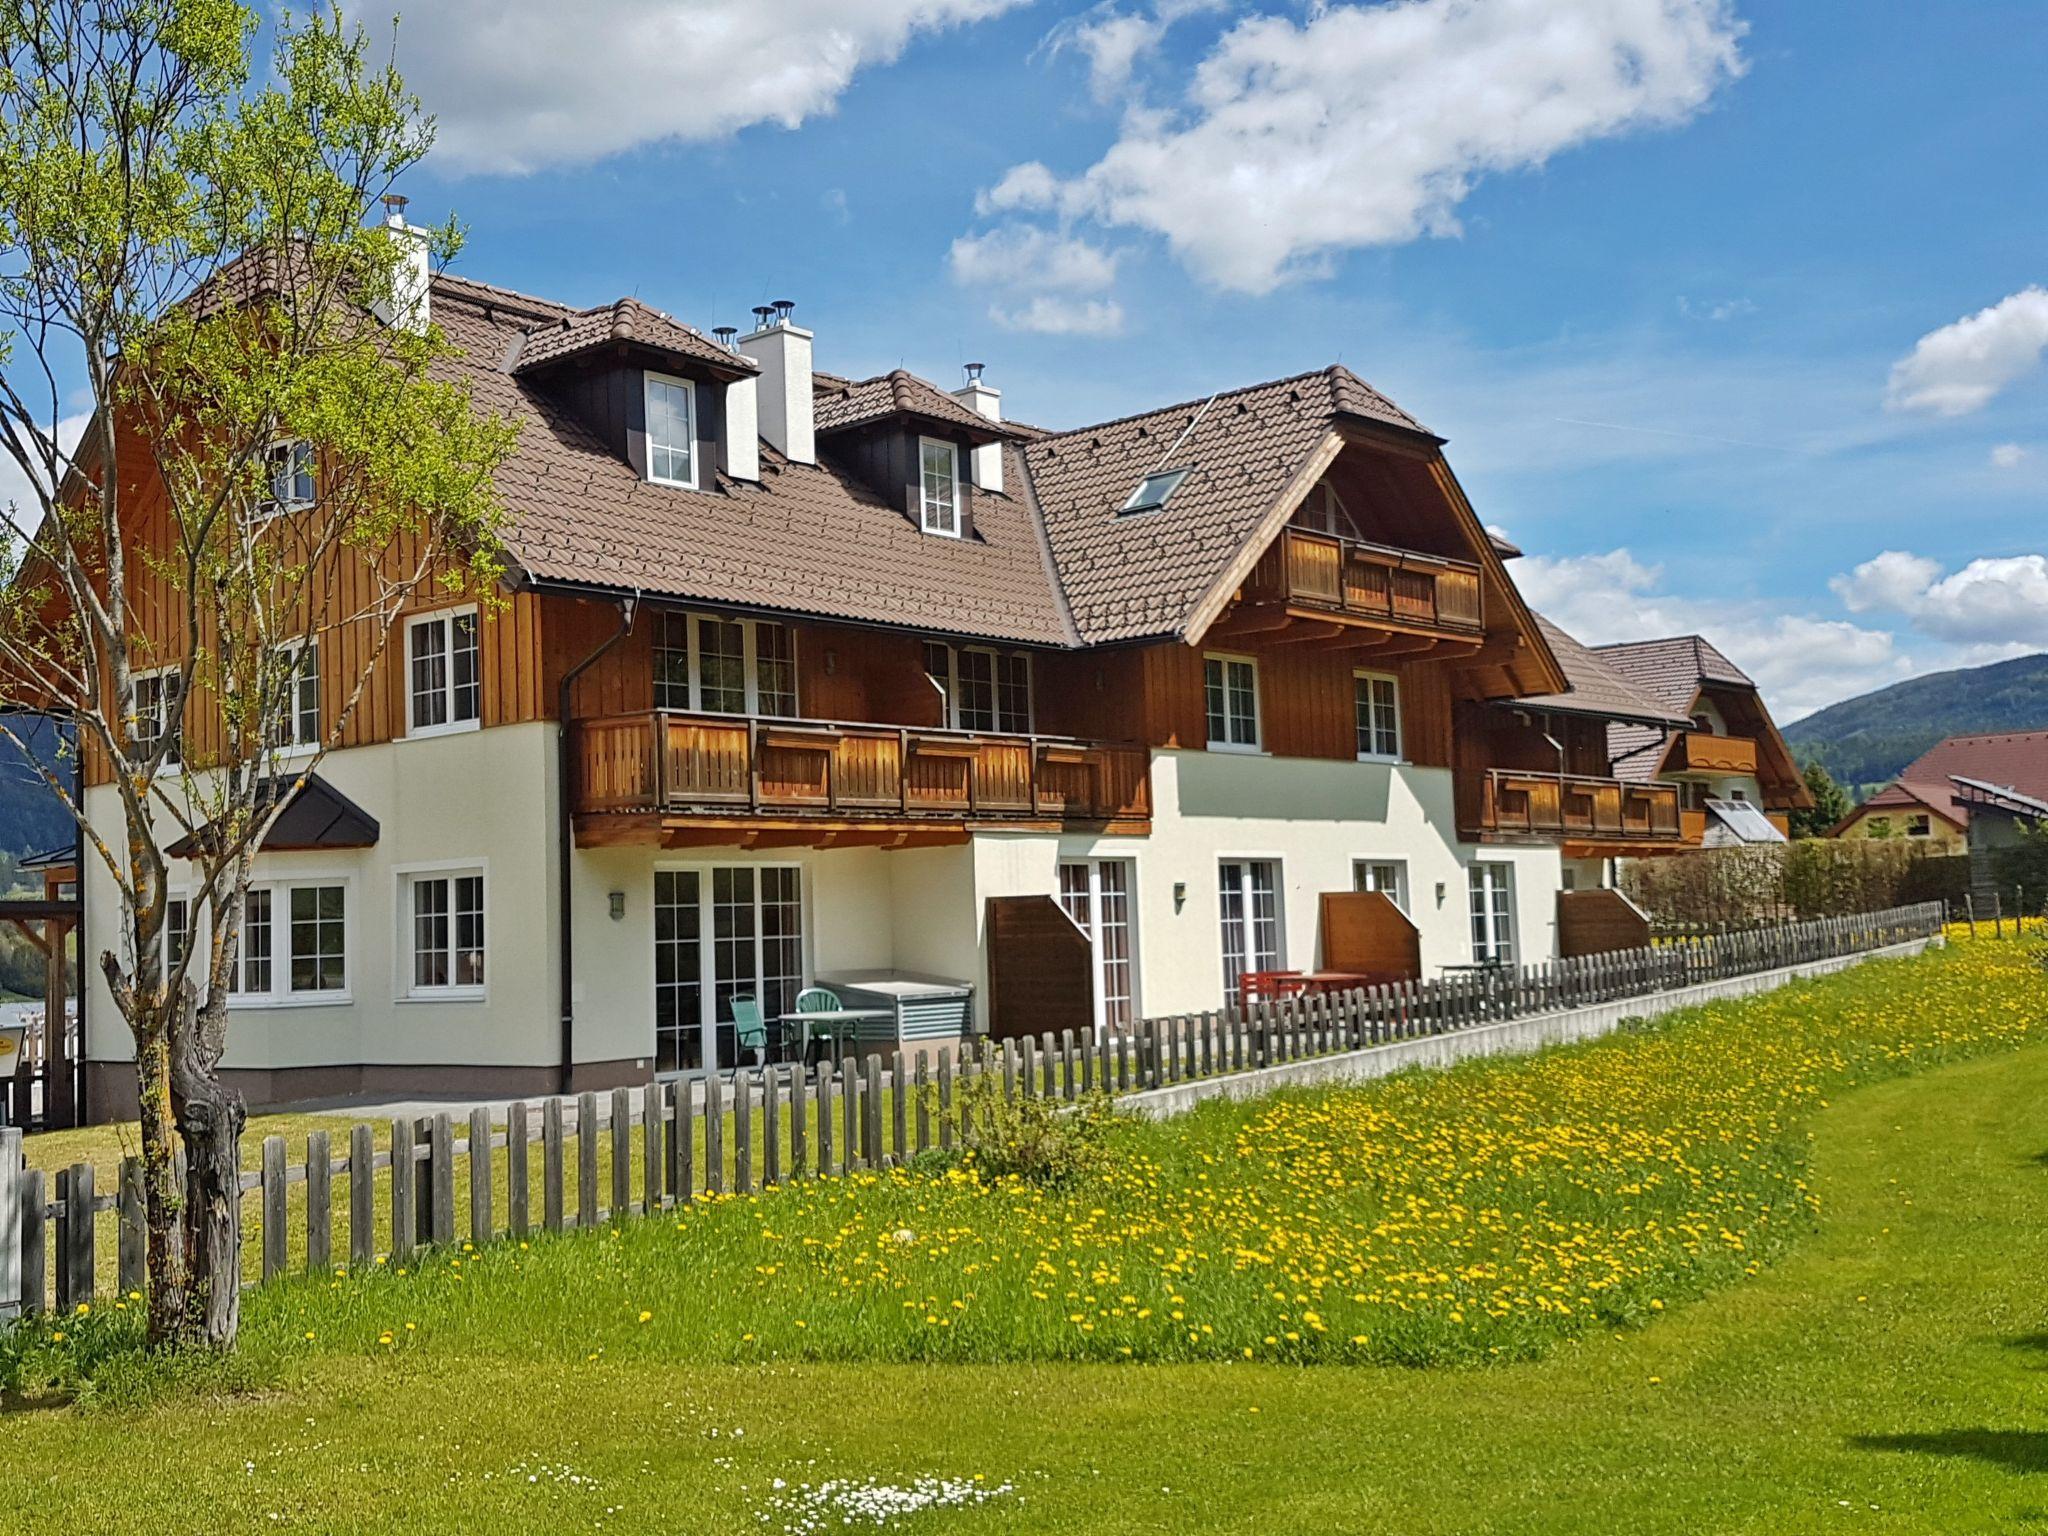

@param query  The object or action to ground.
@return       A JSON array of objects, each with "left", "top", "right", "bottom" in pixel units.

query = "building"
[
  {"left": 1591, "top": 635, "right": 1812, "bottom": 845},
  {"left": 59, "top": 236, "right": 1798, "bottom": 1118},
  {"left": 1832, "top": 730, "right": 2048, "bottom": 852}
]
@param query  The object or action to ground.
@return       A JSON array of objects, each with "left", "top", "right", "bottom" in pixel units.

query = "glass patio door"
[
  {"left": 1218, "top": 859, "right": 1281, "bottom": 1005},
  {"left": 1057, "top": 858, "right": 1136, "bottom": 1037},
  {"left": 654, "top": 866, "right": 805, "bottom": 1074}
]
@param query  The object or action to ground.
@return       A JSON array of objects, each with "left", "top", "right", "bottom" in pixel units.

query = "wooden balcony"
[
  {"left": 573, "top": 710, "right": 1151, "bottom": 845},
  {"left": 1245, "top": 528, "right": 1484, "bottom": 636},
  {"left": 1465, "top": 768, "right": 1684, "bottom": 844},
  {"left": 1665, "top": 731, "right": 1757, "bottom": 777}
]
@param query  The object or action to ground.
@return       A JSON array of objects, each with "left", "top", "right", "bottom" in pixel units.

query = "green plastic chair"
[
  {"left": 730, "top": 995, "right": 769, "bottom": 1070},
  {"left": 793, "top": 987, "right": 841, "bottom": 1063}
]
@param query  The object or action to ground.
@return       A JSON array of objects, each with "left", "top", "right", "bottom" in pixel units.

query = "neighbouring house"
[
  {"left": 1832, "top": 730, "right": 2048, "bottom": 853},
  {"left": 1590, "top": 635, "right": 1813, "bottom": 846},
  {"left": 54, "top": 231, "right": 1815, "bottom": 1119}
]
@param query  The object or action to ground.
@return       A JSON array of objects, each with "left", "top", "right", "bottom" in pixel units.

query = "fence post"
[
  {"left": 576, "top": 1091, "right": 600, "bottom": 1226},
  {"left": 350, "top": 1123, "right": 375, "bottom": 1268},
  {"left": 261, "top": 1134, "right": 287, "bottom": 1282},
  {"left": 863, "top": 1054, "right": 884, "bottom": 1169},
  {"left": 893, "top": 1049, "right": 910, "bottom": 1163},
  {"left": 815, "top": 1062, "right": 835, "bottom": 1176},
  {"left": 391, "top": 1119, "right": 416, "bottom": 1264},
  {"left": 937, "top": 1050, "right": 954, "bottom": 1151},
  {"left": 789, "top": 1067, "right": 808, "bottom": 1181},
  {"left": 117, "top": 1154, "right": 146, "bottom": 1293},
  {"left": 766, "top": 1067, "right": 786, "bottom": 1186},
  {"left": 20, "top": 1167, "right": 44, "bottom": 1315},
  {"left": 611, "top": 1086, "right": 633, "bottom": 1216},
  {"left": 507, "top": 1100, "right": 530, "bottom": 1239},
  {"left": 704, "top": 1072, "right": 726, "bottom": 1195},
  {"left": 915, "top": 1052, "right": 932, "bottom": 1153},
  {"left": 468, "top": 1109, "right": 493, "bottom": 1245},
  {"left": 734, "top": 1073, "right": 754, "bottom": 1194},
  {"left": 643, "top": 1081, "right": 664, "bottom": 1213},
  {"left": 542, "top": 1097, "right": 565, "bottom": 1234},
  {"left": 672, "top": 1079, "right": 696, "bottom": 1203},
  {"left": 431, "top": 1114, "right": 456, "bottom": 1247},
  {"left": 0, "top": 1128, "right": 21, "bottom": 1322}
]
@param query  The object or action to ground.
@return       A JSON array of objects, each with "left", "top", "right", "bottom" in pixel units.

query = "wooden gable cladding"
[
  {"left": 1133, "top": 638, "right": 1453, "bottom": 766},
  {"left": 1450, "top": 701, "right": 1613, "bottom": 781},
  {"left": 76, "top": 423, "right": 541, "bottom": 787}
]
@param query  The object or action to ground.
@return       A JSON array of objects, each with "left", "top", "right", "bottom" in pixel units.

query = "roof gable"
[
  {"left": 1511, "top": 616, "right": 1691, "bottom": 725},
  {"left": 814, "top": 370, "right": 1012, "bottom": 441}
]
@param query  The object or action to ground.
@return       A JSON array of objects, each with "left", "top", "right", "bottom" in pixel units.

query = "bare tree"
[{"left": 0, "top": 1, "right": 512, "bottom": 1347}]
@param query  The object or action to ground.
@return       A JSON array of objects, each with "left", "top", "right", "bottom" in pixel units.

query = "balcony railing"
[
  {"left": 574, "top": 711, "right": 1151, "bottom": 825},
  {"left": 1467, "top": 768, "right": 1684, "bottom": 842},
  {"left": 1246, "top": 528, "right": 1484, "bottom": 633},
  {"left": 1666, "top": 730, "right": 1758, "bottom": 776}
]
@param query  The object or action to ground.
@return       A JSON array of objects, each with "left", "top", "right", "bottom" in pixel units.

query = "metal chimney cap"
[
  {"left": 963, "top": 362, "right": 986, "bottom": 385},
  {"left": 380, "top": 192, "right": 410, "bottom": 226},
  {"left": 713, "top": 325, "right": 739, "bottom": 349},
  {"left": 751, "top": 305, "right": 776, "bottom": 325},
  {"left": 771, "top": 299, "right": 796, "bottom": 325}
]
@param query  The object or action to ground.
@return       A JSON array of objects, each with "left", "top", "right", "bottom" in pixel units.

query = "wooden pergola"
[{"left": 3, "top": 854, "right": 80, "bottom": 1128}]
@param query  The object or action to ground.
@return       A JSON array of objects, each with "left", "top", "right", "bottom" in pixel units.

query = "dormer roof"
[
  {"left": 511, "top": 296, "right": 756, "bottom": 381},
  {"left": 813, "top": 368, "right": 1013, "bottom": 442}
]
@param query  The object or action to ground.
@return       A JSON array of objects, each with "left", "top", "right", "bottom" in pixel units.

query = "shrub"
[{"left": 937, "top": 1072, "right": 1121, "bottom": 1189}]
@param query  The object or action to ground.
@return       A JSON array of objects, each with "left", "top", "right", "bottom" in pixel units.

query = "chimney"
[
  {"left": 723, "top": 364, "right": 760, "bottom": 483},
  {"left": 737, "top": 301, "right": 814, "bottom": 466},
  {"left": 380, "top": 194, "right": 430, "bottom": 335},
  {"left": 953, "top": 362, "right": 1003, "bottom": 495}
]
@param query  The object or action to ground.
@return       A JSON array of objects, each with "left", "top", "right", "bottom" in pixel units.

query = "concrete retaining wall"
[{"left": 1122, "top": 935, "right": 1941, "bottom": 1119}]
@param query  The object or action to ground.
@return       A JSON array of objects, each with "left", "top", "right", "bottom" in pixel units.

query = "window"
[
  {"left": 1908, "top": 813, "right": 1931, "bottom": 838},
  {"left": 407, "top": 609, "right": 480, "bottom": 735},
  {"left": 131, "top": 667, "right": 183, "bottom": 765},
  {"left": 265, "top": 641, "right": 320, "bottom": 751},
  {"left": 288, "top": 884, "right": 348, "bottom": 994},
  {"left": 1219, "top": 859, "right": 1282, "bottom": 1006},
  {"left": 407, "top": 870, "right": 485, "bottom": 996},
  {"left": 165, "top": 892, "right": 195, "bottom": 969},
  {"left": 256, "top": 438, "right": 315, "bottom": 516},
  {"left": 644, "top": 372, "right": 698, "bottom": 489},
  {"left": 1468, "top": 863, "right": 1515, "bottom": 966},
  {"left": 655, "top": 864, "right": 806, "bottom": 1074},
  {"left": 1120, "top": 467, "right": 1190, "bottom": 515},
  {"left": 1352, "top": 859, "right": 1408, "bottom": 913},
  {"left": 653, "top": 612, "right": 799, "bottom": 716},
  {"left": 1204, "top": 654, "right": 1259, "bottom": 751},
  {"left": 924, "top": 642, "right": 1032, "bottom": 733},
  {"left": 231, "top": 888, "right": 272, "bottom": 996},
  {"left": 1059, "top": 858, "right": 1137, "bottom": 1036},
  {"left": 1290, "top": 480, "right": 1361, "bottom": 539},
  {"left": 1354, "top": 671, "right": 1401, "bottom": 761},
  {"left": 919, "top": 437, "right": 961, "bottom": 536}
]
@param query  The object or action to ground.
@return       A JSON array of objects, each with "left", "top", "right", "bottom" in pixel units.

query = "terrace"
[{"left": 1240, "top": 527, "right": 1484, "bottom": 640}]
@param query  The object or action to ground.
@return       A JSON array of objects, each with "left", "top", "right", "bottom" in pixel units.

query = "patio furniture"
[
  {"left": 1239, "top": 970, "right": 1308, "bottom": 1004},
  {"left": 775, "top": 1005, "right": 893, "bottom": 1063},
  {"left": 813, "top": 972, "right": 977, "bottom": 1053},
  {"left": 731, "top": 996, "right": 770, "bottom": 1070}
]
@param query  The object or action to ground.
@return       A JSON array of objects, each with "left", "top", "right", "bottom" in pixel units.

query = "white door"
[
  {"left": 1218, "top": 859, "right": 1282, "bottom": 1005},
  {"left": 654, "top": 865, "right": 806, "bottom": 1073},
  {"left": 1058, "top": 857, "right": 1137, "bottom": 1037},
  {"left": 1468, "top": 863, "right": 1515, "bottom": 965}
]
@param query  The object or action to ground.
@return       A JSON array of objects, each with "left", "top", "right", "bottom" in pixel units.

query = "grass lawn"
[{"left": 5, "top": 940, "right": 2048, "bottom": 1531}]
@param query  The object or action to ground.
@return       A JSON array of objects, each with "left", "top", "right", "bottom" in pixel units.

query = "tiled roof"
[
  {"left": 1023, "top": 366, "right": 1434, "bottom": 645},
  {"left": 511, "top": 296, "right": 752, "bottom": 377},
  {"left": 1591, "top": 635, "right": 1754, "bottom": 715},
  {"left": 1841, "top": 778, "right": 1968, "bottom": 831},
  {"left": 1510, "top": 616, "right": 1689, "bottom": 726},
  {"left": 428, "top": 277, "right": 1069, "bottom": 645},
  {"left": 813, "top": 369, "right": 1011, "bottom": 440},
  {"left": 1872, "top": 731, "right": 2048, "bottom": 827}
]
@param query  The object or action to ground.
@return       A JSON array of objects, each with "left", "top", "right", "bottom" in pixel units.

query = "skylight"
[{"left": 1120, "top": 466, "right": 1190, "bottom": 514}]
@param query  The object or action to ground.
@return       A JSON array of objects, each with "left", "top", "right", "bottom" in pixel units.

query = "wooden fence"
[{"left": 0, "top": 900, "right": 1946, "bottom": 1325}]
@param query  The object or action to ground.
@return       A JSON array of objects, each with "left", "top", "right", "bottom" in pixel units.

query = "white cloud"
[
  {"left": 949, "top": 227, "right": 1121, "bottom": 293},
  {"left": 1831, "top": 550, "right": 1945, "bottom": 614},
  {"left": 1991, "top": 442, "right": 2028, "bottom": 469},
  {"left": 981, "top": 0, "right": 1746, "bottom": 292},
  {"left": 1677, "top": 294, "right": 1755, "bottom": 322},
  {"left": 369, "top": 0, "right": 1028, "bottom": 174},
  {"left": 1831, "top": 548, "right": 2048, "bottom": 650},
  {"left": 0, "top": 413, "right": 89, "bottom": 534},
  {"left": 1047, "top": 0, "right": 1228, "bottom": 99},
  {"left": 990, "top": 296, "right": 1127, "bottom": 335},
  {"left": 1512, "top": 546, "right": 1914, "bottom": 719},
  {"left": 1885, "top": 286, "right": 2048, "bottom": 417}
]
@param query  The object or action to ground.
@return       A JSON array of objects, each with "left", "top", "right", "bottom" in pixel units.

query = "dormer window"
[
  {"left": 645, "top": 371, "right": 698, "bottom": 489},
  {"left": 1120, "top": 467, "right": 1189, "bottom": 515},
  {"left": 919, "top": 437, "right": 961, "bottom": 536},
  {"left": 257, "top": 438, "right": 315, "bottom": 518}
]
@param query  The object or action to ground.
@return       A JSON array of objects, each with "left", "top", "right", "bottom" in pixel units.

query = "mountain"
[
  {"left": 0, "top": 716, "right": 76, "bottom": 857},
  {"left": 1784, "top": 652, "right": 2048, "bottom": 797}
]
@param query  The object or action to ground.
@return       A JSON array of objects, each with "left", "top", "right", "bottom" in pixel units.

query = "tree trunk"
[
  {"left": 134, "top": 1022, "right": 187, "bottom": 1346},
  {"left": 170, "top": 987, "right": 244, "bottom": 1349}
]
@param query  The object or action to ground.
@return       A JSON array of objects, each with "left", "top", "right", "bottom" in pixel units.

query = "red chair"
[{"left": 1239, "top": 970, "right": 1307, "bottom": 1004}]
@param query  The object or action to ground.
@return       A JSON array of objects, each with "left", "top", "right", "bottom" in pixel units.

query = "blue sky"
[{"left": 292, "top": 4, "right": 2048, "bottom": 714}]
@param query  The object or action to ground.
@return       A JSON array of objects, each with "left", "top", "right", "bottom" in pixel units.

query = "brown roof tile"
[
  {"left": 1893, "top": 731, "right": 2048, "bottom": 819},
  {"left": 512, "top": 296, "right": 753, "bottom": 377},
  {"left": 1591, "top": 635, "right": 1754, "bottom": 715},
  {"left": 1510, "top": 616, "right": 1690, "bottom": 726},
  {"left": 814, "top": 369, "right": 1011, "bottom": 440}
]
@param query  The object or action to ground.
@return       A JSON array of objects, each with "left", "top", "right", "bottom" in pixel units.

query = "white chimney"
[
  {"left": 953, "top": 363, "right": 1003, "bottom": 494},
  {"left": 722, "top": 374, "right": 760, "bottom": 481},
  {"left": 381, "top": 195, "right": 430, "bottom": 335},
  {"left": 737, "top": 304, "right": 814, "bottom": 465}
]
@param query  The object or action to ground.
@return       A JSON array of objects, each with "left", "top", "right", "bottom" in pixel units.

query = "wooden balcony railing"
[
  {"left": 1467, "top": 768, "right": 1684, "bottom": 842},
  {"left": 574, "top": 711, "right": 1152, "bottom": 825},
  {"left": 1247, "top": 528, "right": 1484, "bottom": 633},
  {"left": 1665, "top": 730, "right": 1758, "bottom": 776}
]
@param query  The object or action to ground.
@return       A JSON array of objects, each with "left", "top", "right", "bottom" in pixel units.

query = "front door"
[
  {"left": 1057, "top": 857, "right": 1137, "bottom": 1037},
  {"left": 654, "top": 865, "right": 806, "bottom": 1074}
]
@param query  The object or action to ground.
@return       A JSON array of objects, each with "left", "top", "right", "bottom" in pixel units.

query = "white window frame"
[
  {"left": 405, "top": 606, "right": 482, "bottom": 739},
  {"left": 1468, "top": 862, "right": 1515, "bottom": 966},
  {"left": 643, "top": 370, "right": 699, "bottom": 490},
  {"left": 923, "top": 641, "right": 1033, "bottom": 734},
  {"left": 255, "top": 437, "right": 316, "bottom": 519},
  {"left": 223, "top": 876, "right": 354, "bottom": 1007},
  {"left": 653, "top": 611, "right": 800, "bottom": 718},
  {"left": 1352, "top": 858, "right": 1409, "bottom": 913},
  {"left": 1203, "top": 652, "right": 1261, "bottom": 753},
  {"left": 163, "top": 886, "right": 197, "bottom": 972},
  {"left": 398, "top": 860, "right": 488, "bottom": 1002},
  {"left": 131, "top": 665, "right": 183, "bottom": 767},
  {"left": 265, "top": 638, "right": 321, "bottom": 754},
  {"left": 1218, "top": 856, "right": 1285, "bottom": 1006},
  {"left": 652, "top": 860, "right": 811, "bottom": 1077},
  {"left": 1057, "top": 855, "right": 1139, "bottom": 1038},
  {"left": 1353, "top": 669, "right": 1402, "bottom": 763},
  {"left": 918, "top": 436, "right": 961, "bottom": 537}
]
